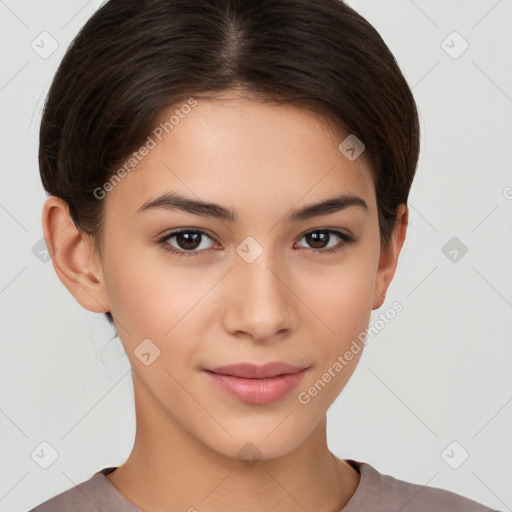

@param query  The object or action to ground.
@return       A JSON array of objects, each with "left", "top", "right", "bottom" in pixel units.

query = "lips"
[
  {"left": 202, "top": 361, "right": 310, "bottom": 404},
  {"left": 205, "top": 361, "right": 307, "bottom": 379}
]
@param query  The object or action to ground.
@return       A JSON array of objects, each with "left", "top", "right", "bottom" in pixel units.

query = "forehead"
[{"left": 104, "top": 93, "right": 375, "bottom": 219}]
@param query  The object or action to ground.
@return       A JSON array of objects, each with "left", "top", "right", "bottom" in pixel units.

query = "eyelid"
[
  {"left": 158, "top": 227, "right": 219, "bottom": 248},
  {"left": 297, "top": 225, "right": 353, "bottom": 240},
  {"left": 159, "top": 226, "right": 352, "bottom": 242},
  {"left": 158, "top": 226, "right": 354, "bottom": 258}
]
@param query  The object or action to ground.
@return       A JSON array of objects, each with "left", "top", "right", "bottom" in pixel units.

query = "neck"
[{"left": 105, "top": 373, "right": 360, "bottom": 512}]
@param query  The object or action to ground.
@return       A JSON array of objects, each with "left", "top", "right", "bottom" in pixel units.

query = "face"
[{"left": 69, "top": 92, "right": 393, "bottom": 460}]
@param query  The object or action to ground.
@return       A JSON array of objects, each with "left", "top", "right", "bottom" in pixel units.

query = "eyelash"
[{"left": 157, "top": 228, "right": 354, "bottom": 258}]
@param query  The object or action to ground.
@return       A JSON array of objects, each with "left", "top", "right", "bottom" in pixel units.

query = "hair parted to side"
[{"left": 39, "top": 0, "right": 420, "bottom": 327}]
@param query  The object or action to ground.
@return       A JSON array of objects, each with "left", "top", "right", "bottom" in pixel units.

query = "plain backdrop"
[{"left": 0, "top": 0, "right": 511, "bottom": 511}]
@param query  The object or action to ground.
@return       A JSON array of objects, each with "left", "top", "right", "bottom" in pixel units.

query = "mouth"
[
  {"left": 202, "top": 362, "right": 310, "bottom": 404},
  {"left": 204, "top": 361, "right": 309, "bottom": 379}
]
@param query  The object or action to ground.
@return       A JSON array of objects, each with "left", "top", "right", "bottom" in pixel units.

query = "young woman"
[{"left": 29, "top": 0, "right": 499, "bottom": 510}]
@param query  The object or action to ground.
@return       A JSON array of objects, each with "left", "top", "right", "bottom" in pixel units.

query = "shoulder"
[
  {"left": 344, "top": 459, "right": 501, "bottom": 512},
  {"left": 26, "top": 467, "right": 138, "bottom": 512}
]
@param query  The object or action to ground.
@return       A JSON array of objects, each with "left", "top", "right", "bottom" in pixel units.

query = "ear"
[
  {"left": 41, "top": 195, "right": 111, "bottom": 314},
  {"left": 372, "top": 203, "right": 408, "bottom": 310}
]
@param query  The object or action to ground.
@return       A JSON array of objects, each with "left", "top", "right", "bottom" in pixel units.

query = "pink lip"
[
  {"left": 206, "top": 361, "right": 307, "bottom": 378},
  {"left": 203, "top": 362, "right": 309, "bottom": 404}
]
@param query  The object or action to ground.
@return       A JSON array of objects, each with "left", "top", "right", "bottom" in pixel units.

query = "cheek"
[
  {"left": 102, "top": 251, "right": 207, "bottom": 387},
  {"left": 102, "top": 243, "right": 224, "bottom": 372},
  {"left": 302, "top": 251, "right": 376, "bottom": 333},
  {"left": 103, "top": 239, "right": 197, "bottom": 332},
  {"left": 294, "top": 271, "right": 373, "bottom": 409},
  {"left": 298, "top": 247, "right": 377, "bottom": 382}
]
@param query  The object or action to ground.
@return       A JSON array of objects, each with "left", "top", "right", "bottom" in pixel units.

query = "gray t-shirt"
[{"left": 27, "top": 459, "right": 501, "bottom": 511}]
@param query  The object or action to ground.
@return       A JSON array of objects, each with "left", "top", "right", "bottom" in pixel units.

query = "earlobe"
[
  {"left": 372, "top": 204, "right": 408, "bottom": 310},
  {"left": 41, "top": 196, "right": 110, "bottom": 314}
]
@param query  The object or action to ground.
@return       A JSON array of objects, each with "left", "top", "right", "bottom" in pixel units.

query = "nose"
[{"left": 221, "top": 250, "right": 298, "bottom": 343}]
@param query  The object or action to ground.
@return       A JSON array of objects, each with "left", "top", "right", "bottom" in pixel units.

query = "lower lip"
[{"left": 203, "top": 369, "right": 308, "bottom": 404}]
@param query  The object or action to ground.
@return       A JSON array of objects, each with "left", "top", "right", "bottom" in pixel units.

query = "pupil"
[
  {"left": 177, "top": 232, "right": 200, "bottom": 250},
  {"left": 307, "top": 231, "right": 328, "bottom": 249}
]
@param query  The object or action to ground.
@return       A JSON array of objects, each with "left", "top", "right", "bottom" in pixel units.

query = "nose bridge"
[{"left": 224, "top": 241, "right": 295, "bottom": 339}]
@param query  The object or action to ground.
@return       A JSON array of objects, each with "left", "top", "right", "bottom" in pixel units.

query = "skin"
[{"left": 42, "top": 91, "right": 408, "bottom": 512}]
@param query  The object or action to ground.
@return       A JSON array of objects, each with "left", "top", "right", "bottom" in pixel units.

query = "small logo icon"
[
  {"left": 134, "top": 338, "right": 161, "bottom": 366},
  {"left": 31, "top": 31, "right": 59, "bottom": 59},
  {"left": 31, "top": 441, "right": 59, "bottom": 469},
  {"left": 441, "top": 441, "right": 469, "bottom": 469},
  {"left": 441, "top": 31, "right": 469, "bottom": 59},
  {"left": 338, "top": 134, "right": 365, "bottom": 161},
  {"left": 442, "top": 237, "right": 468, "bottom": 263},
  {"left": 32, "top": 236, "right": 56, "bottom": 263},
  {"left": 237, "top": 442, "right": 263, "bottom": 468},
  {"left": 236, "top": 236, "right": 264, "bottom": 264}
]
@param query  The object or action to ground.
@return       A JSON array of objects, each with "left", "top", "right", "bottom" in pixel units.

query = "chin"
[{"left": 193, "top": 416, "right": 320, "bottom": 463}]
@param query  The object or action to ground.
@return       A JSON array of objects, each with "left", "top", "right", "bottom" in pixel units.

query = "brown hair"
[{"left": 39, "top": 0, "right": 420, "bottom": 326}]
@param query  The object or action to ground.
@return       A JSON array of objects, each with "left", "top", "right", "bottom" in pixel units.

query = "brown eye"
[
  {"left": 173, "top": 231, "right": 202, "bottom": 250},
  {"left": 296, "top": 229, "right": 353, "bottom": 253},
  {"left": 304, "top": 230, "right": 330, "bottom": 249},
  {"left": 159, "top": 229, "right": 217, "bottom": 256}
]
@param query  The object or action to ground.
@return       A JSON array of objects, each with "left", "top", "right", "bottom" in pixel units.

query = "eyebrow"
[{"left": 136, "top": 191, "right": 368, "bottom": 222}]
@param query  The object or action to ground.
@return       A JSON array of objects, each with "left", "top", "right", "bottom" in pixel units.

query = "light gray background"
[{"left": 1, "top": 0, "right": 511, "bottom": 511}]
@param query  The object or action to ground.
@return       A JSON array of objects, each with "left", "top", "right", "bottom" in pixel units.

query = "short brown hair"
[{"left": 39, "top": 0, "right": 421, "bottom": 326}]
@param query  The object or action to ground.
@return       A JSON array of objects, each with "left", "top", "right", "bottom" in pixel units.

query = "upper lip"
[{"left": 205, "top": 362, "right": 308, "bottom": 379}]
